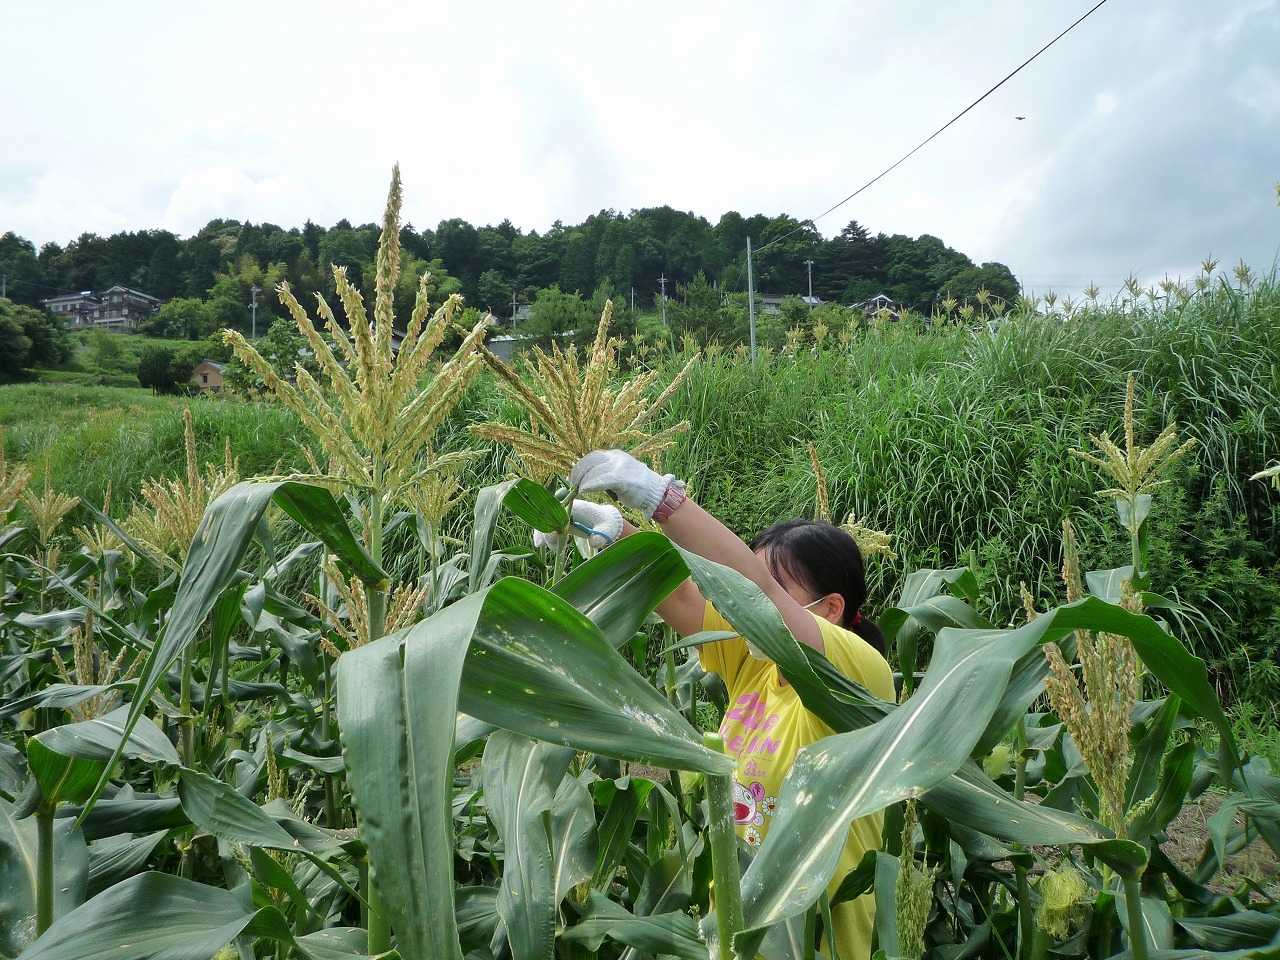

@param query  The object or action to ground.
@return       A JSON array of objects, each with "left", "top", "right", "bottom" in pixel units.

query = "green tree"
[
  {"left": 668, "top": 270, "right": 727, "bottom": 341},
  {"left": 0, "top": 299, "right": 69, "bottom": 372},
  {"left": 206, "top": 295, "right": 249, "bottom": 335},
  {"left": 0, "top": 232, "right": 44, "bottom": 308},
  {"left": 940, "top": 262, "right": 1020, "bottom": 310},
  {"left": 222, "top": 316, "right": 321, "bottom": 393},
  {"left": 12, "top": 302, "right": 70, "bottom": 366},
  {"left": 137, "top": 345, "right": 178, "bottom": 393},
  {"left": 87, "top": 326, "right": 122, "bottom": 370},
  {"left": 519, "top": 284, "right": 593, "bottom": 348},
  {"left": 477, "top": 269, "right": 512, "bottom": 315},
  {"left": 139, "top": 297, "right": 214, "bottom": 339},
  {"left": 0, "top": 312, "right": 32, "bottom": 379}
]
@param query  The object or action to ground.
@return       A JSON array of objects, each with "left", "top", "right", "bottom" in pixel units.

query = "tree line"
[{"left": 0, "top": 207, "right": 1019, "bottom": 342}]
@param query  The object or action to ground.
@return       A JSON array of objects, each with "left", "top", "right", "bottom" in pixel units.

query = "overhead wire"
[{"left": 757, "top": 0, "right": 1111, "bottom": 253}]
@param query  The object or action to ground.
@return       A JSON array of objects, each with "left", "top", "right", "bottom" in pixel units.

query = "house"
[
  {"left": 42, "top": 285, "right": 163, "bottom": 332},
  {"left": 191, "top": 360, "right": 225, "bottom": 393},
  {"left": 759, "top": 293, "right": 823, "bottom": 315},
  {"left": 851, "top": 293, "right": 902, "bottom": 320}
]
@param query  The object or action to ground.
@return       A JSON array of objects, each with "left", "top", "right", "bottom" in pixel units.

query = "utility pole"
[
  {"left": 658, "top": 275, "right": 668, "bottom": 325},
  {"left": 746, "top": 238, "right": 757, "bottom": 363},
  {"left": 630, "top": 287, "right": 635, "bottom": 313},
  {"left": 250, "top": 285, "right": 260, "bottom": 339},
  {"left": 804, "top": 259, "right": 815, "bottom": 312},
  {"left": 511, "top": 288, "right": 518, "bottom": 326}
]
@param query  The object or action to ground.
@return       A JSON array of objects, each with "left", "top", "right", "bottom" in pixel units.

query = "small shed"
[{"left": 191, "top": 360, "right": 226, "bottom": 393}]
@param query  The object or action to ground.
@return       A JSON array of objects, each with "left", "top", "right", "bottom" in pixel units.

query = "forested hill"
[{"left": 0, "top": 208, "right": 1018, "bottom": 338}]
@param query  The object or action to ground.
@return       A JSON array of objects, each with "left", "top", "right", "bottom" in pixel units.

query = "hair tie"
[{"left": 852, "top": 611, "right": 863, "bottom": 626}]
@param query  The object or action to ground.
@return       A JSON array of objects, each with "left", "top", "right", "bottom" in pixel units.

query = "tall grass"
[
  {"left": 0, "top": 386, "right": 314, "bottom": 521},
  {"left": 655, "top": 279, "right": 1280, "bottom": 702}
]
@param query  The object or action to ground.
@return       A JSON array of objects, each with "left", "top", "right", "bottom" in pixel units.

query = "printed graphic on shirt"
[
  {"left": 720, "top": 690, "right": 784, "bottom": 757},
  {"left": 732, "top": 779, "right": 778, "bottom": 846}
]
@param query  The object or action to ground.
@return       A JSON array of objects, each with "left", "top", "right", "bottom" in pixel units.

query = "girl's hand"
[
  {"left": 570, "top": 450, "right": 679, "bottom": 519},
  {"left": 534, "top": 499, "right": 623, "bottom": 551}
]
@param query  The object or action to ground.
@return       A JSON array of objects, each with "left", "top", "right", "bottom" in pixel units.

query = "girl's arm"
[
  {"left": 654, "top": 498, "right": 826, "bottom": 653},
  {"left": 571, "top": 449, "right": 827, "bottom": 652}
]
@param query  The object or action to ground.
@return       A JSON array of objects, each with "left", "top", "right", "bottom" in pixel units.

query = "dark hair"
[{"left": 749, "top": 520, "right": 886, "bottom": 655}]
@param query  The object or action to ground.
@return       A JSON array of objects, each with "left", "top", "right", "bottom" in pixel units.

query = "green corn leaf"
[
  {"left": 67, "top": 795, "right": 187, "bottom": 843},
  {"left": 84, "top": 831, "right": 166, "bottom": 898},
  {"left": 339, "top": 576, "right": 733, "bottom": 960},
  {"left": 16, "top": 872, "right": 313, "bottom": 960},
  {"left": 482, "top": 731, "right": 573, "bottom": 960},
  {"left": 33, "top": 708, "right": 179, "bottom": 769},
  {"left": 591, "top": 777, "right": 653, "bottom": 890},
  {"left": 974, "top": 596, "right": 1235, "bottom": 760},
  {"left": 1178, "top": 912, "right": 1280, "bottom": 951},
  {"left": 176, "top": 768, "right": 297, "bottom": 850},
  {"left": 454, "top": 579, "right": 734, "bottom": 774},
  {"left": 871, "top": 851, "right": 902, "bottom": 959},
  {"left": 733, "top": 623, "right": 1029, "bottom": 955},
  {"left": 734, "top": 597, "right": 1179, "bottom": 955},
  {"left": 550, "top": 773, "right": 597, "bottom": 903},
  {"left": 80, "top": 479, "right": 385, "bottom": 822},
  {"left": 1086, "top": 565, "right": 1135, "bottom": 602},
  {"left": 26, "top": 742, "right": 104, "bottom": 808},
  {"left": 0, "top": 799, "right": 88, "bottom": 959},
  {"left": 560, "top": 891, "right": 706, "bottom": 960},
  {"left": 339, "top": 602, "right": 468, "bottom": 960},
  {"left": 1126, "top": 741, "right": 1195, "bottom": 845},
  {"left": 921, "top": 763, "right": 1147, "bottom": 876},
  {"left": 1127, "top": 696, "right": 1182, "bottom": 808},
  {"left": 471, "top": 478, "right": 567, "bottom": 594},
  {"left": 552, "top": 531, "right": 688, "bottom": 648},
  {"left": 1115, "top": 884, "right": 1176, "bottom": 951}
]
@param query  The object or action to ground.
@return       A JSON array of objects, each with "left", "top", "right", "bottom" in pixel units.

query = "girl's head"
[{"left": 749, "top": 519, "right": 886, "bottom": 654}]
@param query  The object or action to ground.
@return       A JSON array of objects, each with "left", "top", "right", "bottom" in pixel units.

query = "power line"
[{"left": 758, "top": 0, "right": 1111, "bottom": 253}]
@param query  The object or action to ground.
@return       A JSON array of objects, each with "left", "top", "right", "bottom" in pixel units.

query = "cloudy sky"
[{"left": 3, "top": 1, "right": 1278, "bottom": 298}]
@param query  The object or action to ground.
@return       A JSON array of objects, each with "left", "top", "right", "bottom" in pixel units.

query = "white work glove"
[
  {"left": 534, "top": 499, "right": 623, "bottom": 551},
  {"left": 570, "top": 450, "right": 680, "bottom": 520}
]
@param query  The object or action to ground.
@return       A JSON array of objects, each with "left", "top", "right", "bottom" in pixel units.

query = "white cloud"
[{"left": 163, "top": 169, "right": 314, "bottom": 236}]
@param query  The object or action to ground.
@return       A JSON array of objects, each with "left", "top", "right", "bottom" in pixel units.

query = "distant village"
[{"left": 39, "top": 284, "right": 905, "bottom": 395}]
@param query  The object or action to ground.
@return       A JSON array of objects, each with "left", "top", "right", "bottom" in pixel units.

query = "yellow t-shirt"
[{"left": 699, "top": 604, "right": 894, "bottom": 960}]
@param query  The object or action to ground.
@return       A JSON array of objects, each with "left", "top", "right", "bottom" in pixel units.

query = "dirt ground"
[{"left": 1163, "top": 790, "right": 1280, "bottom": 898}]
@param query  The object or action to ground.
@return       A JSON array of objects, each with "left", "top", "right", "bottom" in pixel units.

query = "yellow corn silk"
[{"left": 699, "top": 605, "right": 895, "bottom": 960}]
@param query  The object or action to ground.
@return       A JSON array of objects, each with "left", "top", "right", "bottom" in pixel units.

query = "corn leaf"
[
  {"left": 81, "top": 479, "right": 385, "bottom": 821},
  {"left": 552, "top": 531, "right": 689, "bottom": 648},
  {"left": 454, "top": 579, "right": 734, "bottom": 774},
  {"left": 733, "top": 598, "right": 1193, "bottom": 954},
  {"left": 16, "top": 872, "right": 321, "bottom": 960},
  {"left": 26, "top": 742, "right": 104, "bottom": 808},
  {"left": 550, "top": 774, "right": 597, "bottom": 903},
  {"left": 33, "top": 709, "right": 179, "bottom": 768},
  {"left": 974, "top": 597, "right": 1236, "bottom": 761},
  {"left": 339, "top": 576, "right": 733, "bottom": 960},
  {"left": 559, "top": 891, "right": 706, "bottom": 960},
  {"left": 0, "top": 799, "right": 88, "bottom": 958},
  {"left": 733, "top": 623, "right": 1031, "bottom": 955},
  {"left": 481, "top": 732, "right": 573, "bottom": 960},
  {"left": 470, "top": 478, "right": 566, "bottom": 594}
]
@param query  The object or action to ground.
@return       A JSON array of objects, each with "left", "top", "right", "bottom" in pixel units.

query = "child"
[{"left": 569, "top": 449, "right": 894, "bottom": 960}]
